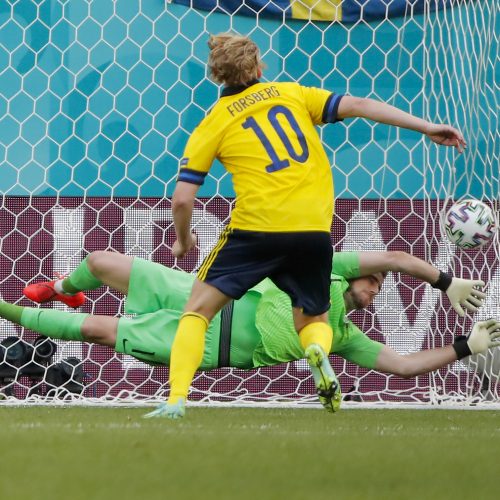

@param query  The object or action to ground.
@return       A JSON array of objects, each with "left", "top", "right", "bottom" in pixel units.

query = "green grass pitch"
[{"left": 0, "top": 406, "right": 498, "bottom": 500}]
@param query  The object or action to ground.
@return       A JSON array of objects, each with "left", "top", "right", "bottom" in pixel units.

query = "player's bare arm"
[
  {"left": 357, "top": 251, "right": 440, "bottom": 282},
  {"left": 357, "top": 251, "right": 485, "bottom": 316},
  {"left": 336, "top": 96, "right": 466, "bottom": 153},
  {"left": 172, "top": 180, "right": 199, "bottom": 258},
  {"left": 375, "top": 319, "right": 500, "bottom": 378}
]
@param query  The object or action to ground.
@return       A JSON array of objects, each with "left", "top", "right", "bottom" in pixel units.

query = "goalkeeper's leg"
[
  {"left": 23, "top": 251, "right": 133, "bottom": 307},
  {"left": 296, "top": 314, "right": 341, "bottom": 413},
  {"left": 0, "top": 301, "right": 118, "bottom": 346}
]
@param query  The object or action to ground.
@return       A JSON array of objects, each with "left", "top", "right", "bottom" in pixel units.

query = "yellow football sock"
[
  {"left": 167, "top": 312, "right": 209, "bottom": 404},
  {"left": 299, "top": 322, "right": 333, "bottom": 354}
]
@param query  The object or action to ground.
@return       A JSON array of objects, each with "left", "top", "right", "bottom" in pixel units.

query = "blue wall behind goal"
[{"left": 0, "top": 1, "right": 490, "bottom": 199}]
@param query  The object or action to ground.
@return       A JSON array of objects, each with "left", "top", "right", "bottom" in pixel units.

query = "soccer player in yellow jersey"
[{"left": 147, "top": 33, "right": 467, "bottom": 418}]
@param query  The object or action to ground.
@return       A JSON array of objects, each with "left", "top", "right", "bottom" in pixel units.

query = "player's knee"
[
  {"left": 184, "top": 281, "right": 229, "bottom": 321},
  {"left": 80, "top": 319, "right": 96, "bottom": 342},
  {"left": 86, "top": 251, "right": 111, "bottom": 279},
  {"left": 80, "top": 316, "right": 116, "bottom": 346}
]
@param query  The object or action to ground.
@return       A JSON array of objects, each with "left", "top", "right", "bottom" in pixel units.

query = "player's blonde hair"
[{"left": 208, "top": 33, "right": 264, "bottom": 87}]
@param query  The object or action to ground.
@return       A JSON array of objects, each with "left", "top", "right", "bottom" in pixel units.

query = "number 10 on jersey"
[{"left": 242, "top": 105, "right": 310, "bottom": 173}]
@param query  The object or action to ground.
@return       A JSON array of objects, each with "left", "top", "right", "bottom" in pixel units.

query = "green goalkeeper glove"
[
  {"left": 453, "top": 319, "right": 500, "bottom": 359},
  {"left": 445, "top": 277, "right": 486, "bottom": 317}
]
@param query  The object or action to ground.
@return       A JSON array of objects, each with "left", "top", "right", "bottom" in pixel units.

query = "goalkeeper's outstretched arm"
[
  {"left": 357, "top": 251, "right": 486, "bottom": 317},
  {"left": 375, "top": 319, "right": 500, "bottom": 378}
]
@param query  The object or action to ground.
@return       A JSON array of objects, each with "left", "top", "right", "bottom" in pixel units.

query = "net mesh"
[{"left": 0, "top": 0, "right": 498, "bottom": 407}]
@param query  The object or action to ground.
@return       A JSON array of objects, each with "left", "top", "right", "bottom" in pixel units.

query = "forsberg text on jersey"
[{"left": 226, "top": 86, "right": 281, "bottom": 116}]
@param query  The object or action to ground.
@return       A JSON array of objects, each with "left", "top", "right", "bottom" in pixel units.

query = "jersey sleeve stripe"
[
  {"left": 322, "top": 93, "right": 343, "bottom": 123},
  {"left": 177, "top": 168, "right": 207, "bottom": 185}
]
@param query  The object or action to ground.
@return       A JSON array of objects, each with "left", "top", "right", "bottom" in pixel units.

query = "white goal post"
[{"left": 0, "top": 0, "right": 498, "bottom": 407}]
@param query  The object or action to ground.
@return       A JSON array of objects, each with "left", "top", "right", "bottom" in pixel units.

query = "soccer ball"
[{"left": 444, "top": 199, "right": 497, "bottom": 249}]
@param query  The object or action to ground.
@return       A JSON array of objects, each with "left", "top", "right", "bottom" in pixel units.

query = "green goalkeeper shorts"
[
  {"left": 115, "top": 258, "right": 260, "bottom": 370},
  {"left": 115, "top": 258, "right": 220, "bottom": 369}
]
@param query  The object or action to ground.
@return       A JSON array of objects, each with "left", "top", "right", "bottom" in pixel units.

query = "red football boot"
[{"left": 23, "top": 280, "right": 86, "bottom": 308}]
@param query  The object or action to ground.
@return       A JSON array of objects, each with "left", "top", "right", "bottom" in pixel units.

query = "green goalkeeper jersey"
[
  {"left": 116, "top": 252, "right": 383, "bottom": 371},
  {"left": 251, "top": 251, "right": 364, "bottom": 367}
]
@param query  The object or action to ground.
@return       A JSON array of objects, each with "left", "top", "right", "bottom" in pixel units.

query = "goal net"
[{"left": 0, "top": 0, "right": 498, "bottom": 407}]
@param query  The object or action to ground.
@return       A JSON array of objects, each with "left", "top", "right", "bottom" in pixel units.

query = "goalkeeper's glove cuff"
[
  {"left": 453, "top": 336, "right": 472, "bottom": 360},
  {"left": 432, "top": 271, "right": 453, "bottom": 292}
]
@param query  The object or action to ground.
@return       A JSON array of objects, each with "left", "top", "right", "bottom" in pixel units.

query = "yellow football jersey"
[{"left": 178, "top": 81, "right": 343, "bottom": 232}]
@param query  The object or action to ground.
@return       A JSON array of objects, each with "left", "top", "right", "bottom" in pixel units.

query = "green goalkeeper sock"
[
  {"left": 62, "top": 257, "right": 102, "bottom": 294},
  {"left": 20, "top": 307, "right": 87, "bottom": 342},
  {"left": 0, "top": 301, "right": 24, "bottom": 324},
  {"left": 0, "top": 302, "right": 86, "bottom": 341}
]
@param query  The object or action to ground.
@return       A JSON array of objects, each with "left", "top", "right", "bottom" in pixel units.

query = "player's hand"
[
  {"left": 467, "top": 319, "right": 500, "bottom": 354},
  {"left": 446, "top": 277, "right": 486, "bottom": 317},
  {"left": 172, "top": 233, "right": 197, "bottom": 259},
  {"left": 425, "top": 123, "right": 467, "bottom": 153}
]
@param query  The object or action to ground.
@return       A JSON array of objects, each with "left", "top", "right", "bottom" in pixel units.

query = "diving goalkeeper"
[{"left": 1, "top": 250, "right": 497, "bottom": 415}]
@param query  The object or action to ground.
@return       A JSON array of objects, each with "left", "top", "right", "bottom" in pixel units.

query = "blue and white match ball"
[{"left": 444, "top": 199, "right": 497, "bottom": 249}]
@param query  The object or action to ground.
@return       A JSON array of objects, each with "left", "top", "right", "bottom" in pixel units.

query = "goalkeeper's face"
[{"left": 345, "top": 273, "right": 384, "bottom": 310}]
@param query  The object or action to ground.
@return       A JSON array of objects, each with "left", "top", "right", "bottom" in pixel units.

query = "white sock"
[{"left": 53, "top": 279, "right": 69, "bottom": 295}]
